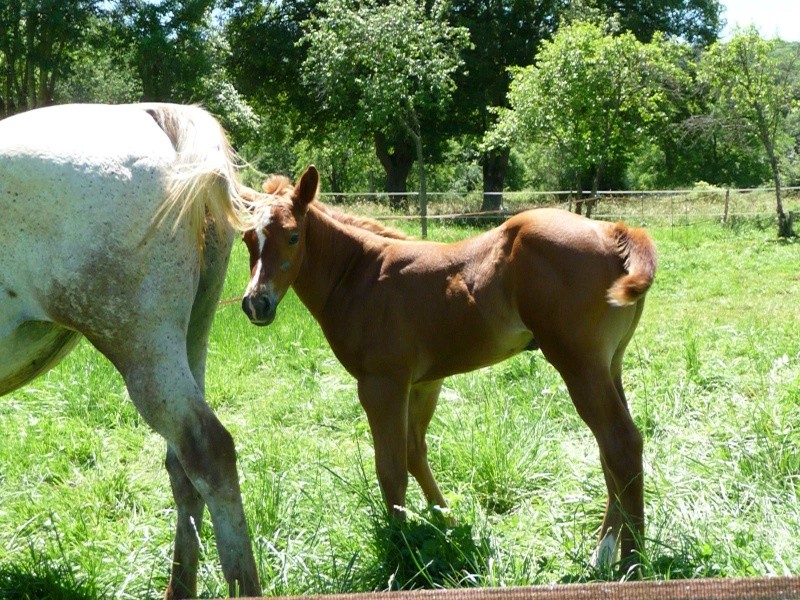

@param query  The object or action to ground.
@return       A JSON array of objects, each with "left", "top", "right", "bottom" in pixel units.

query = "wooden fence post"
[{"left": 723, "top": 188, "right": 730, "bottom": 224}]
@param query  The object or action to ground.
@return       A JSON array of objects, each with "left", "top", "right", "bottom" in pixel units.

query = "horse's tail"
[
  {"left": 606, "top": 223, "right": 657, "bottom": 307},
  {"left": 143, "top": 103, "right": 251, "bottom": 249}
]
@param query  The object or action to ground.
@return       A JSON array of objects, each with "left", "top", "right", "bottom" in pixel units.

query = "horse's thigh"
[{"left": 186, "top": 228, "right": 234, "bottom": 389}]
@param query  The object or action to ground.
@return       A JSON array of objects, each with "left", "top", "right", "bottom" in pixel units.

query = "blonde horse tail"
[
  {"left": 606, "top": 223, "right": 657, "bottom": 307},
  {"left": 143, "top": 104, "right": 251, "bottom": 250}
]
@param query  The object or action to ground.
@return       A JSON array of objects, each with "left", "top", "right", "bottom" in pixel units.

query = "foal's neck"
[{"left": 292, "top": 205, "right": 388, "bottom": 317}]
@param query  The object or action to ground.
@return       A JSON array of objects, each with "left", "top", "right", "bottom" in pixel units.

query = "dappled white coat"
[{"left": 0, "top": 103, "right": 260, "bottom": 599}]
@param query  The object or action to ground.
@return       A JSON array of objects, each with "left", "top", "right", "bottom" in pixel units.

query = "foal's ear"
[{"left": 293, "top": 165, "right": 319, "bottom": 211}]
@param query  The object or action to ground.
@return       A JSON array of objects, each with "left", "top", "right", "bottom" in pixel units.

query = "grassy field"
[{"left": 0, "top": 210, "right": 798, "bottom": 599}]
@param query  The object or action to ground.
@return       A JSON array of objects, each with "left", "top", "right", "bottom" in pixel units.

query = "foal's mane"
[{"left": 261, "top": 174, "right": 410, "bottom": 241}]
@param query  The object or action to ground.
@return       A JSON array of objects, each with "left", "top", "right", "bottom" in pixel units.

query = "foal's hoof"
[{"left": 431, "top": 505, "right": 456, "bottom": 528}]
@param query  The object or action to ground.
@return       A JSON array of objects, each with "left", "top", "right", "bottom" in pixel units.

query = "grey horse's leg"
[
  {"left": 121, "top": 348, "right": 259, "bottom": 599},
  {"left": 162, "top": 229, "right": 255, "bottom": 599}
]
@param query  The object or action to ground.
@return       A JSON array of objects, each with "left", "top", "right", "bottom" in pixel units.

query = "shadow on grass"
[
  {"left": 0, "top": 551, "right": 99, "bottom": 600},
  {"left": 328, "top": 444, "right": 494, "bottom": 592},
  {"left": 558, "top": 536, "right": 724, "bottom": 584},
  {"left": 366, "top": 508, "right": 492, "bottom": 591}
]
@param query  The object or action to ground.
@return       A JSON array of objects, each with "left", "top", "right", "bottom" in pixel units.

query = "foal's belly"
[
  {"left": 0, "top": 319, "right": 81, "bottom": 395},
  {"left": 416, "top": 325, "right": 535, "bottom": 382}
]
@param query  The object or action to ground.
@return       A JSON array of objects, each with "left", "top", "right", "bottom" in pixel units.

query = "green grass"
[{"left": 0, "top": 215, "right": 798, "bottom": 598}]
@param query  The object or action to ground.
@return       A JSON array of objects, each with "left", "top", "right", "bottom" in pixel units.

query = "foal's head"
[{"left": 241, "top": 165, "right": 319, "bottom": 326}]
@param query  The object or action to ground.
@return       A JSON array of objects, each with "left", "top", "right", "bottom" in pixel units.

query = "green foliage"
[
  {"left": 592, "top": 0, "right": 722, "bottom": 46},
  {"left": 697, "top": 30, "right": 800, "bottom": 170},
  {"left": 494, "top": 21, "right": 682, "bottom": 193},
  {"left": 1, "top": 0, "right": 786, "bottom": 195},
  {"left": 699, "top": 30, "right": 798, "bottom": 141},
  {"left": 698, "top": 29, "right": 800, "bottom": 234},
  {"left": 222, "top": 0, "right": 319, "bottom": 114},
  {"left": 0, "top": 549, "right": 100, "bottom": 600},
  {"left": 300, "top": 0, "right": 470, "bottom": 143},
  {"left": 0, "top": 0, "right": 100, "bottom": 115},
  {"left": 299, "top": 0, "right": 472, "bottom": 220},
  {"left": 370, "top": 511, "right": 491, "bottom": 590},
  {"left": 106, "top": 0, "right": 218, "bottom": 103},
  {"left": 49, "top": 11, "right": 144, "bottom": 106},
  {"left": 293, "top": 130, "right": 379, "bottom": 197}
]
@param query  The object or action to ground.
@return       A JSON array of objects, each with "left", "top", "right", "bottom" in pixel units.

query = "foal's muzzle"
[{"left": 241, "top": 293, "right": 277, "bottom": 326}]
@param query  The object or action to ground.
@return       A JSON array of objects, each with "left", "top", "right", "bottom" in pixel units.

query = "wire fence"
[{"left": 318, "top": 186, "right": 800, "bottom": 235}]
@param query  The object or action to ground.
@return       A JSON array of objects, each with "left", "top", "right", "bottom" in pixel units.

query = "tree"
[
  {"left": 698, "top": 28, "right": 799, "bottom": 237},
  {"left": 300, "top": 0, "right": 470, "bottom": 229},
  {"left": 52, "top": 13, "right": 142, "bottom": 105},
  {"left": 293, "top": 128, "right": 378, "bottom": 201},
  {"left": 445, "top": 0, "right": 564, "bottom": 210},
  {"left": 594, "top": 0, "right": 721, "bottom": 46},
  {"left": 629, "top": 39, "right": 773, "bottom": 191},
  {"left": 492, "top": 21, "right": 676, "bottom": 215},
  {"left": 108, "top": 0, "right": 218, "bottom": 103},
  {"left": 223, "top": 0, "right": 318, "bottom": 113},
  {"left": 446, "top": 0, "right": 721, "bottom": 211},
  {"left": 216, "top": 0, "right": 721, "bottom": 205},
  {"left": 0, "top": 0, "right": 99, "bottom": 116}
]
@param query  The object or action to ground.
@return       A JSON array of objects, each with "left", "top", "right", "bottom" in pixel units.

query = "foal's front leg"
[
  {"left": 358, "top": 375, "right": 411, "bottom": 516},
  {"left": 408, "top": 380, "right": 447, "bottom": 509}
]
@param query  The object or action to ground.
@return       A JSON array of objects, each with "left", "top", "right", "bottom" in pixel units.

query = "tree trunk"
[
  {"left": 23, "top": 5, "right": 38, "bottom": 110},
  {"left": 585, "top": 161, "right": 604, "bottom": 219},
  {"left": 573, "top": 169, "right": 585, "bottom": 215},
  {"left": 327, "top": 167, "right": 346, "bottom": 205},
  {"left": 480, "top": 148, "right": 510, "bottom": 212},
  {"left": 374, "top": 132, "right": 415, "bottom": 210},
  {"left": 408, "top": 113, "right": 427, "bottom": 238},
  {"left": 756, "top": 109, "right": 794, "bottom": 237},
  {"left": 769, "top": 152, "right": 793, "bottom": 237}
]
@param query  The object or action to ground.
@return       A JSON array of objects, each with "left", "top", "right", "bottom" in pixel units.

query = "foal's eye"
[{"left": 288, "top": 232, "right": 300, "bottom": 246}]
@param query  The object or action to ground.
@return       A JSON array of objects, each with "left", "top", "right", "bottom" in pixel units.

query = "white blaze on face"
[
  {"left": 245, "top": 207, "right": 273, "bottom": 296},
  {"left": 256, "top": 206, "right": 273, "bottom": 249},
  {"left": 244, "top": 259, "right": 263, "bottom": 297},
  {"left": 256, "top": 228, "right": 267, "bottom": 255}
]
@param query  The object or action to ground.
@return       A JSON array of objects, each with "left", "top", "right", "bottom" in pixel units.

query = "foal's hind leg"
[
  {"left": 408, "top": 380, "right": 447, "bottom": 509},
  {"left": 591, "top": 302, "right": 647, "bottom": 568},
  {"left": 558, "top": 362, "right": 644, "bottom": 568}
]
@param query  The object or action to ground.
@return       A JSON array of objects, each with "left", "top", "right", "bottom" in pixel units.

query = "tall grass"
[{"left": 0, "top": 216, "right": 798, "bottom": 598}]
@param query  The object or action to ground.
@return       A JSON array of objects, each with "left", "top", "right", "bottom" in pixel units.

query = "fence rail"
[{"left": 318, "top": 187, "right": 800, "bottom": 235}]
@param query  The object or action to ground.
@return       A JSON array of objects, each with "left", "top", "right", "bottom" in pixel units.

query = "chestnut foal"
[{"left": 242, "top": 166, "right": 656, "bottom": 568}]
